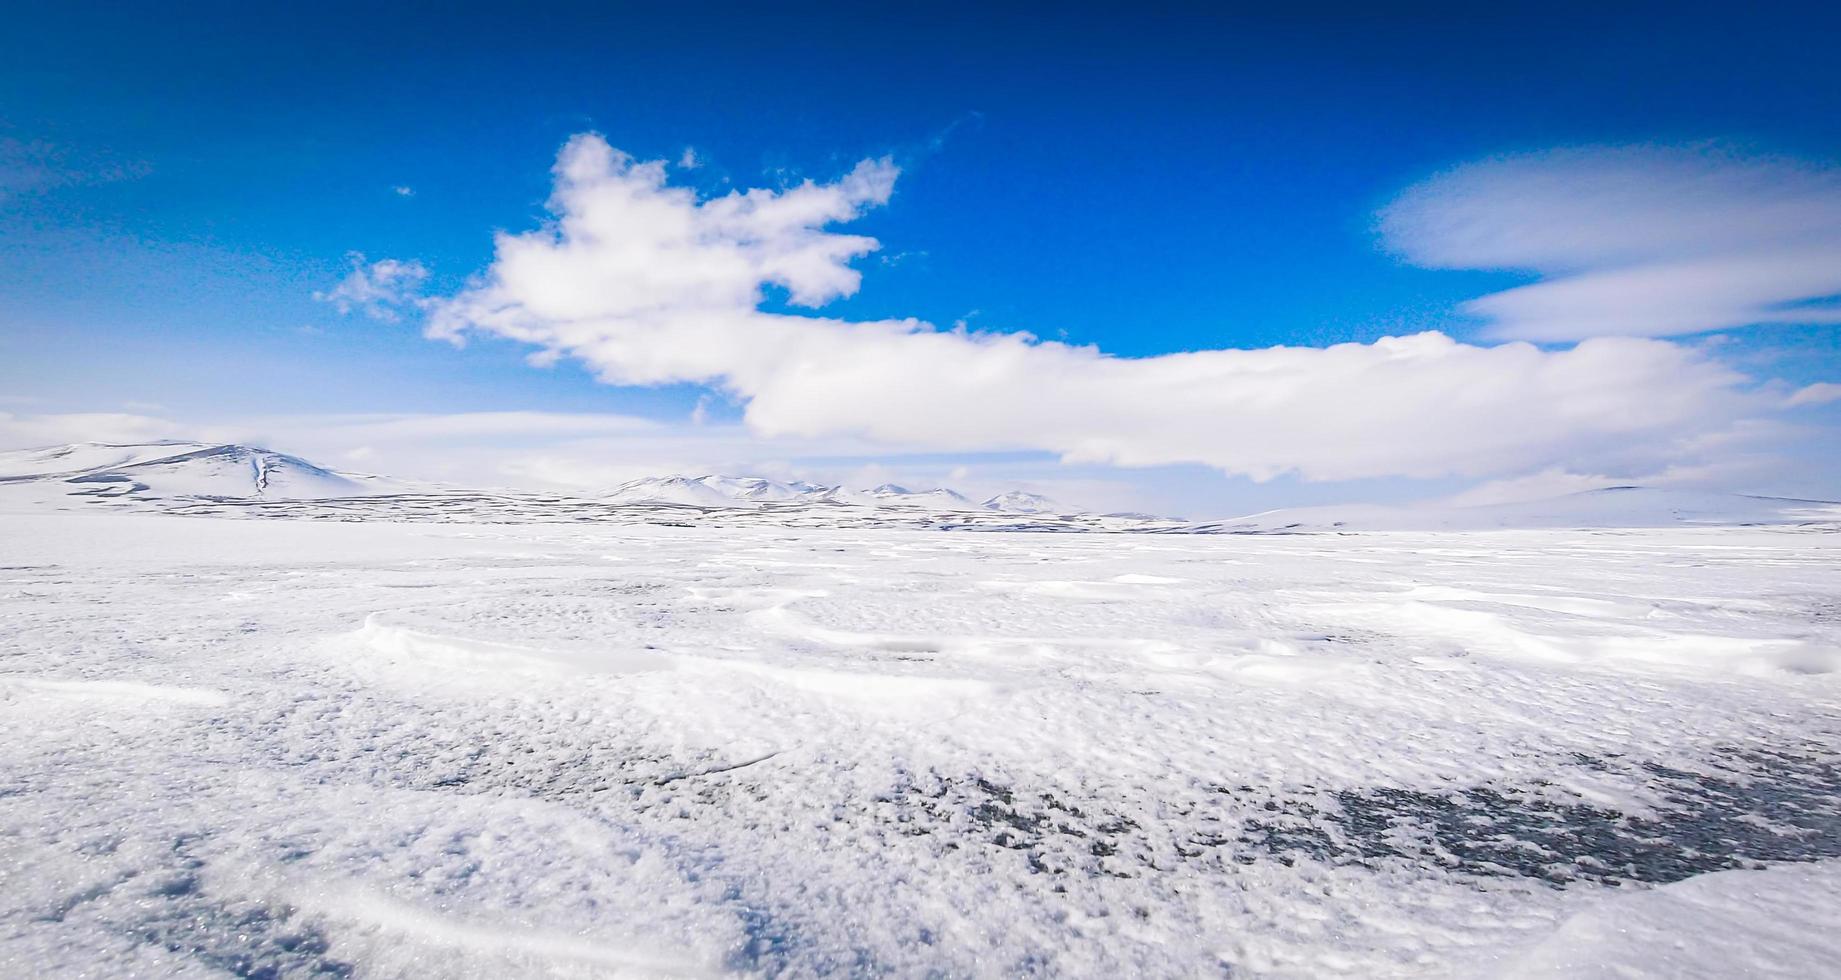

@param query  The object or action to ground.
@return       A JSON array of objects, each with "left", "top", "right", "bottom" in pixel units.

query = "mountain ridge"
[
  {"left": 3, "top": 442, "right": 1837, "bottom": 531},
  {"left": 603, "top": 473, "right": 1068, "bottom": 514},
  {"left": 0, "top": 441, "right": 403, "bottom": 501}
]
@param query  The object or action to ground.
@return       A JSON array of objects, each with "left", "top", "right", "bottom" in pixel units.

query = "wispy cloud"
[
  {"left": 0, "top": 137, "right": 151, "bottom": 204},
  {"left": 314, "top": 252, "right": 429, "bottom": 322},
  {"left": 269, "top": 410, "right": 658, "bottom": 443},
  {"left": 0, "top": 411, "right": 187, "bottom": 447},
  {"left": 1381, "top": 144, "right": 1841, "bottom": 341},
  {"left": 411, "top": 134, "right": 1786, "bottom": 485},
  {"left": 1787, "top": 382, "right": 1841, "bottom": 408}
]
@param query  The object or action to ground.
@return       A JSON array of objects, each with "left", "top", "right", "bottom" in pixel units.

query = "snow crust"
[{"left": 2, "top": 511, "right": 1837, "bottom": 977}]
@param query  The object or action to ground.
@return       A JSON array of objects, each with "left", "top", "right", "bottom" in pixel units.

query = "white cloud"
[
  {"left": 315, "top": 252, "right": 430, "bottom": 322},
  {"left": 428, "top": 134, "right": 896, "bottom": 342},
  {"left": 275, "top": 410, "right": 658, "bottom": 443},
  {"left": 419, "top": 134, "right": 1777, "bottom": 484},
  {"left": 232, "top": 411, "right": 683, "bottom": 487},
  {"left": 392, "top": 185, "right": 415, "bottom": 197},
  {"left": 1787, "top": 382, "right": 1841, "bottom": 407},
  {"left": 677, "top": 147, "right": 700, "bottom": 170},
  {"left": 1443, "top": 460, "right": 1772, "bottom": 508},
  {"left": 1380, "top": 144, "right": 1841, "bottom": 341},
  {"left": 0, "top": 411, "right": 186, "bottom": 448}
]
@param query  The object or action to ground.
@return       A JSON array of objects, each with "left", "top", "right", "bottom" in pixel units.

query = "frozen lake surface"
[{"left": 2, "top": 513, "right": 1838, "bottom": 977}]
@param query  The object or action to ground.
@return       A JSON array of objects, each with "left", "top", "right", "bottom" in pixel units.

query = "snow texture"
[{"left": 2, "top": 499, "right": 1838, "bottom": 977}]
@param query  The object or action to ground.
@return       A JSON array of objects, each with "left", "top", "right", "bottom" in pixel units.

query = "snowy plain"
[{"left": 2, "top": 453, "right": 1840, "bottom": 977}]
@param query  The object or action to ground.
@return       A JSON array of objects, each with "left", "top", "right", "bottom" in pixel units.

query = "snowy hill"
[
  {"left": 981, "top": 490, "right": 1064, "bottom": 514},
  {"left": 0, "top": 441, "right": 401, "bottom": 504},
  {"left": 605, "top": 474, "right": 845, "bottom": 507},
  {"left": 0, "top": 440, "right": 211, "bottom": 478},
  {"left": 1178, "top": 486, "right": 1841, "bottom": 533},
  {"left": 604, "top": 475, "right": 752, "bottom": 508},
  {"left": 0, "top": 447, "right": 1130, "bottom": 528},
  {"left": 15, "top": 445, "right": 1830, "bottom": 534},
  {"left": 853, "top": 484, "right": 980, "bottom": 510},
  {"left": 606, "top": 474, "right": 1054, "bottom": 514}
]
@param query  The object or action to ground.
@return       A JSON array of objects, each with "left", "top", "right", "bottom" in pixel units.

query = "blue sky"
[{"left": 3, "top": 2, "right": 1838, "bottom": 515}]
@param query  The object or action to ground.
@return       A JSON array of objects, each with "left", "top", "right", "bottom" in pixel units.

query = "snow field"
[{"left": 1, "top": 514, "right": 1837, "bottom": 977}]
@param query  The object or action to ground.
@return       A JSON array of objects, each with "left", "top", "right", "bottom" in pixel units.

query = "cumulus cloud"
[
  {"left": 1381, "top": 144, "right": 1841, "bottom": 341},
  {"left": 410, "top": 134, "right": 1790, "bottom": 484},
  {"left": 428, "top": 135, "right": 896, "bottom": 340},
  {"left": 315, "top": 252, "right": 430, "bottom": 322}
]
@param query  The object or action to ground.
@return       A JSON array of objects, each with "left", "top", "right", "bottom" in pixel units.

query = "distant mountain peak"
[
  {"left": 981, "top": 490, "right": 1064, "bottom": 514},
  {"left": 603, "top": 472, "right": 1066, "bottom": 514},
  {"left": 0, "top": 440, "right": 398, "bottom": 501}
]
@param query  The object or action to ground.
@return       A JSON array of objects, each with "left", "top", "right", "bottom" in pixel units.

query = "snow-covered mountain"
[
  {"left": 1179, "top": 486, "right": 1841, "bottom": 533},
  {"left": 0, "top": 445, "right": 1104, "bottom": 525},
  {"left": 604, "top": 474, "right": 1058, "bottom": 513},
  {"left": 605, "top": 474, "right": 838, "bottom": 507},
  {"left": 981, "top": 490, "right": 1064, "bottom": 514},
  {"left": 844, "top": 484, "right": 980, "bottom": 510},
  {"left": 0, "top": 441, "right": 209, "bottom": 479},
  {"left": 604, "top": 475, "right": 747, "bottom": 508},
  {"left": 0, "top": 441, "right": 402, "bottom": 503},
  {"left": 12, "top": 444, "right": 1834, "bottom": 534}
]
